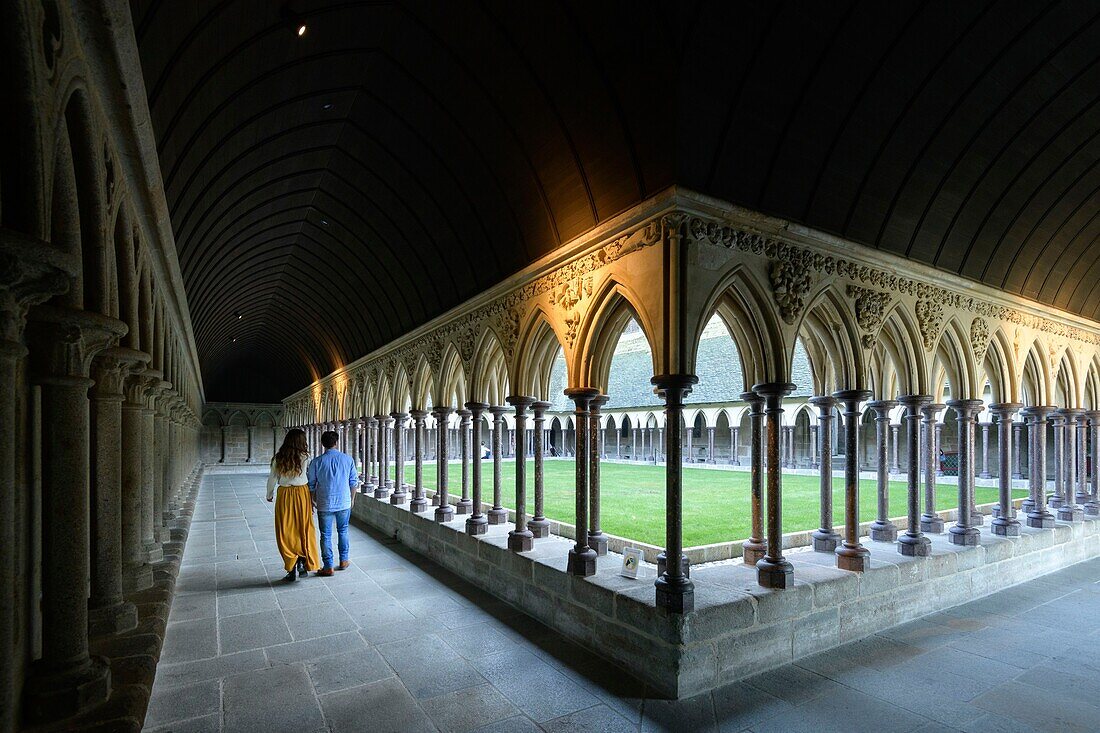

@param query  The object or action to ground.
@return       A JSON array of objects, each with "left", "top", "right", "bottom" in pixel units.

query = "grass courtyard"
[{"left": 402, "top": 459, "right": 1026, "bottom": 547}]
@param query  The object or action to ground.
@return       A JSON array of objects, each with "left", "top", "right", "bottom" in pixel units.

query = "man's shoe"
[
  {"left": 336, "top": 561, "right": 350, "bottom": 571},
  {"left": 316, "top": 567, "right": 334, "bottom": 577},
  {"left": 297, "top": 558, "right": 308, "bottom": 577},
  {"left": 282, "top": 569, "right": 297, "bottom": 583}
]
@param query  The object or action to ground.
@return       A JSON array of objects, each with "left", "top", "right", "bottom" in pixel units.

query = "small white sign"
[{"left": 620, "top": 547, "right": 643, "bottom": 579}]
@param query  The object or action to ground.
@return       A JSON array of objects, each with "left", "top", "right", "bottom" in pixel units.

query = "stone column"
[
  {"left": 706, "top": 426, "right": 716, "bottom": 463},
  {"left": 588, "top": 395, "right": 608, "bottom": 555},
  {"left": 789, "top": 425, "right": 797, "bottom": 467},
  {"left": 740, "top": 392, "right": 766, "bottom": 563},
  {"left": 120, "top": 366, "right": 154, "bottom": 592},
  {"left": 507, "top": 396, "right": 535, "bottom": 552},
  {"left": 755, "top": 382, "right": 795, "bottom": 588},
  {"left": 920, "top": 403, "right": 946, "bottom": 533},
  {"left": 373, "top": 414, "right": 389, "bottom": 499},
  {"left": 898, "top": 395, "right": 932, "bottom": 556},
  {"left": 946, "top": 399, "right": 982, "bottom": 546},
  {"left": 219, "top": 424, "right": 228, "bottom": 463},
  {"left": 868, "top": 400, "right": 899, "bottom": 542},
  {"left": 731, "top": 426, "right": 741, "bottom": 465},
  {"left": 1049, "top": 411, "right": 1066, "bottom": 510},
  {"left": 528, "top": 402, "right": 551, "bottom": 537},
  {"left": 1087, "top": 411, "right": 1100, "bottom": 516},
  {"left": 615, "top": 426, "right": 621, "bottom": 459},
  {"left": 347, "top": 419, "right": 358, "bottom": 467},
  {"left": 24, "top": 306, "right": 124, "bottom": 723},
  {"left": 88, "top": 348, "right": 147, "bottom": 635},
  {"left": 433, "top": 407, "right": 455, "bottom": 521},
  {"left": 565, "top": 388, "right": 598, "bottom": 577},
  {"left": 364, "top": 417, "right": 377, "bottom": 491},
  {"left": 455, "top": 409, "right": 472, "bottom": 514},
  {"left": 653, "top": 375, "right": 696, "bottom": 611},
  {"left": 1013, "top": 422, "right": 1024, "bottom": 479},
  {"left": 1075, "top": 410, "right": 1090, "bottom": 506},
  {"left": 245, "top": 422, "right": 254, "bottom": 462},
  {"left": 835, "top": 389, "right": 872, "bottom": 571},
  {"left": 934, "top": 422, "right": 945, "bottom": 476},
  {"left": 488, "top": 406, "right": 509, "bottom": 524},
  {"left": 809, "top": 424, "right": 818, "bottom": 468},
  {"left": 1023, "top": 406, "right": 1055, "bottom": 528},
  {"left": 390, "top": 412, "right": 408, "bottom": 504},
  {"left": 409, "top": 410, "right": 428, "bottom": 513},
  {"left": 141, "top": 379, "right": 166, "bottom": 561},
  {"left": 1057, "top": 409, "right": 1083, "bottom": 521},
  {"left": 990, "top": 403, "right": 1023, "bottom": 536},
  {"left": 632, "top": 426, "right": 638, "bottom": 460},
  {"left": 465, "top": 402, "right": 488, "bottom": 534},
  {"left": 889, "top": 423, "right": 901, "bottom": 474},
  {"left": 979, "top": 422, "right": 992, "bottom": 479},
  {"left": 810, "top": 396, "right": 840, "bottom": 552}
]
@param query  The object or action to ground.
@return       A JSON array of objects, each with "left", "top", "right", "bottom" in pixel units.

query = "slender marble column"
[
  {"left": 390, "top": 413, "right": 408, "bottom": 504},
  {"left": 920, "top": 403, "right": 946, "bottom": 533},
  {"left": 740, "top": 392, "right": 767, "bottom": 564},
  {"left": 990, "top": 403, "right": 1023, "bottom": 536},
  {"left": 706, "top": 426, "right": 716, "bottom": 463},
  {"left": 1058, "top": 409, "right": 1084, "bottom": 521},
  {"left": 410, "top": 410, "right": 428, "bottom": 512},
  {"left": 835, "top": 389, "right": 872, "bottom": 571},
  {"left": 731, "top": 426, "right": 741, "bottom": 465},
  {"left": 809, "top": 424, "right": 818, "bottom": 468},
  {"left": 946, "top": 399, "right": 982, "bottom": 546},
  {"left": 528, "top": 401, "right": 551, "bottom": 537},
  {"left": 507, "top": 396, "right": 535, "bottom": 552},
  {"left": 1049, "top": 411, "right": 1066, "bottom": 510},
  {"left": 1075, "top": 410, "right": 1090, "bottom": 506},
  {"left": 868, "top": 400, "right": 899, "bottom": 542},
  {"left": 219, "top": 424, "right": 227, "bottom": 463},
  {"left": 374, "top": 415, "right": 390, "bottom": 499},
  {"left": 653, "top": 375, "right": 696, "bottom": 611},
  {"left": 455, "top": 409, "right": 472, "bottom": 514},
  {"left": 1013, "top": 422, "right": 1024, "bottom": 480},
  {"left": 364, "top": 417, "right": 377, "bottom": 491},
  {"left": 465, "top": 403, "right": 488, "bottom": 534},
  {"left": 488, "top": 406, "right": 509, "bottom": 524},
  {"left": 588, "top": 395, "right": 608, "bottom": 555},
  {"left": 890, "top": 423, "right": 901, "bottom": 474},
  {"left": 935, "top": 423, "right": 945, "bottom": 476},
  {"left": 755, "top": 382, "right": 795, "bottom": 588},
  {"left": 810, "top": 396, "right": 840, "bottom": 552},
  {"left": 615, "top": 426, "right": 621, "bottom": 459},
  {"left": 88, "top": 348, "right": 144, "bottom": 635},
  {"left": 24, "top": 306, "right": 123, "bottom": 722},
  {"left": 898, "top": 395, "right": 932, "bottom": 555},
  {"left": 434, "top": 407, "right": 455, "bottom": 521},
  {"left": 1023, "top": 406, "right": 1055, "bottom": 528},
  {"left": 1087, "top": 411, "right": 1100, "bottom": 516},
  {"left": 685, "top": 423, "right": 694, "bottom": 464},
  {"left": 565, "top": 388, "right": 598, "bottom": 577},
  {"left": 632, "top": 427, "right": 638, "bottom": 460},
  {"left": 978, "top": 422, "right": 992, "bottom": 479}
]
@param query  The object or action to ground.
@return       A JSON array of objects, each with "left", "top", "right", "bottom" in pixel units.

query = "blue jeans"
[{"left": 317, "top": 508, "right": 350, "bottom": 569}]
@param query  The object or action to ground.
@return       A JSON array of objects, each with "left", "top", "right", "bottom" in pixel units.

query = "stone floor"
[{"left": 146, "top": 472, "right": 1100, "bottom": 732}]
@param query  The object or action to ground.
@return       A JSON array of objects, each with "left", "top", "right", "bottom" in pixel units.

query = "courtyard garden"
[{"left": 402, "top": 459, "right": 1026, "bottom": 547}]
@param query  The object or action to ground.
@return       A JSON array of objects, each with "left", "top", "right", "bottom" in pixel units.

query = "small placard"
[{"left": 620, "top": 547, "right": 643, "bottom": 579}]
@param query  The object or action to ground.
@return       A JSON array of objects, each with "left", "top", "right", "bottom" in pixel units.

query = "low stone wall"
[{"left": 353, "top": 492, "right": 1100, "bottom": 699}]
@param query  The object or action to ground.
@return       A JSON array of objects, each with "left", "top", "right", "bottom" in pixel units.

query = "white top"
[{"left": 266, "top": 454, "right": 310, "bottom": 500}]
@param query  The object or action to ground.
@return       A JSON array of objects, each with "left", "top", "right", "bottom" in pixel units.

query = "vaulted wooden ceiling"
[{"left": 131, "top": 0, "right": 1100, "bottom": 402}]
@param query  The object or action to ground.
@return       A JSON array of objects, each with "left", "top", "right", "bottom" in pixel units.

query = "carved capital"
[
  {"left": 0, "top": 231, "right": 77, "bottom": 343},
  {"left": 26, "top": 305, "right": 127, "bottom": 382},
  {"left": 91, "top": 347, "right": 149, "bottom": 399}
]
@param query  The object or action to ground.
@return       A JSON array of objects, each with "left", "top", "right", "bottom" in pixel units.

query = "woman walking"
[{"left": 266, "top": 428, "right": 320, "bottom": 582}]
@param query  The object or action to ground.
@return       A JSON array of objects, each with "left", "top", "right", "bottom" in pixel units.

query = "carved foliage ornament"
[
  {"left": 970, "top": 318, "right": 990, "bottom": 357},
  {"left": 769, "top": 259, "right": 813, "bottom": 325},
  {"left": 847, "top": 284, "right": 891, "bottom": 350},
  {"left": 915, "top": 297, "right": 943, "bottom": 352}
]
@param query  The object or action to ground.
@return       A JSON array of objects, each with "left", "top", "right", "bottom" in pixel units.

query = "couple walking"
[{"left": 265, "top": 428, "right": 359, "bottom": 581}]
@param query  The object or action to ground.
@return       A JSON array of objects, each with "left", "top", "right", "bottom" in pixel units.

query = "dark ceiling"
[{"left": 130, "top": 0, "right": 1100, "bottom": 402}]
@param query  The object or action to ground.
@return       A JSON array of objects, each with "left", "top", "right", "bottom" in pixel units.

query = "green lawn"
[{"left": 402, "top": 460, "right": 1025, "bottom": 547}]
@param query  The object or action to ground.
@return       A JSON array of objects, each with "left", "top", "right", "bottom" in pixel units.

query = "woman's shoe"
[
  {"left": 297, "top": 558, "right": 307, "bottom": 577},
  {"left": 282, "top": 568, "right": 297, "bottom": 583}
]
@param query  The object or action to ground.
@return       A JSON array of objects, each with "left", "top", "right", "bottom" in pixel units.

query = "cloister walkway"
[{"left": 146, "top": 472, "right": 1100, "bottom": 733}]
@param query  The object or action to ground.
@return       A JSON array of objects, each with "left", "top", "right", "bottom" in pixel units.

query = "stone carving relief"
[
  {"left": 915, "top": 296, "right": 943, "bottom": 352},
  {"left": 769, "top": 259, "right": 813, "bottom": 325},
  {"left": 970, "top": 317, "right": 990, "bottom": 357},
  {"left": 847, "top": 284, "right": 891, "bottom": 350},
  {"left": 40, "top": 0, "right": 62, "bottom": 72}
]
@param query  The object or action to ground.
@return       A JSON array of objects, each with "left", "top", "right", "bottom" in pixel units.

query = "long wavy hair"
[{"left": 274, "top": 428, "right": 309, "bottom": 476}]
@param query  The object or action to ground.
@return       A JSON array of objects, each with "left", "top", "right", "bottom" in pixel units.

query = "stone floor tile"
[
  {"left": 216, "top": 586, "right": 280, "bottom": 617},
  {"left": 222, "top": 663, "right": 325, "bottom": 732},
  {"left": 469, "top": 716, "right": 544, "bottom": 733},
  {"left": 442, "top": 621, "right": 522, "bottom": 660},
  {"left": 378, "top": 632, "right": 486, "bottom": 699},
  {"left": 306, "top": 646, "right": 394, "bottom": 694},
  {"left": 265, "top": 629, "right": 369, "bottom": 665},
  {"left": 167, "top": 590, "right": 218, "bottom": 623},
  {"left": 155, "top": 649, "right": 267, "bottom": 689},
  {"left": 745, "top": 665, "right": 840, "bottom": 706},
  {"left": 282, "top": 601, "right": 358, "bottom": 641},
  {"left": 218, "top": 608, "right": 292, "bottom": 653},
  {"left": 747, "top": 685, "right": 928, "bottom": 733},
  {"left": 160, "top": 617, "right": 218, "bottom": 663},
  {"left": 144, "top": 678, "right": 221, "bottom": 729},
  {"left": 421, "top": 683, "right": 520, "bottom": 733},
  {"left": 146, "top": 713, "right": 222, "bottom": 733},
  {"left": 319, "top": 676, "right": 437, "bottom": 733},
  {"left": 358, "top": 619, "right": 439, "bottom": 646},
  {"left": 640, "top": 691, "right": 717, "bottom": 733},
  {"left": 474, "top": 648, "right": 600, "bottom": 723},
  {"left": 543, "top": 703, "right": 638, "bottom": 733},
  {"left": 959, "top": 711, "right": 1043, "bottom": 732},
  {"left": 711, "top": 681, "right": 792, "bottom": 732}
]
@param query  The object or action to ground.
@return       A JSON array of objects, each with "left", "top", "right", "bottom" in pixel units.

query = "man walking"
[{"left": 308, "top": 430, "right": 359, "bottom": 576}]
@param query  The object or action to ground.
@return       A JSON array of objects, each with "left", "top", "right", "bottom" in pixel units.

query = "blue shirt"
[{"left": 307, "top": 449, "right": 359, "bottom": 512}]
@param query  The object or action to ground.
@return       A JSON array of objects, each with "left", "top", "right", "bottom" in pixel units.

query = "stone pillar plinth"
[
  {"left": 834, "top": 389, "right": 872, "bottom": 572},
  {"left": 740, "top": 392, "right": 767, "bottom": 564},
  {"left": 809, "top": 396, "right": 840, "bottom": 553}
]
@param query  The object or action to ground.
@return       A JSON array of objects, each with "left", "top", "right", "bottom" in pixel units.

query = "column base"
[
  {"left": 465, "top": 515, "right": 488, "bottom": 535},
  {"left": 756, "top": 556, "right": 794, "bottom": 589},
  {"left": 991, "top": 517, "right": 1021, "bottom": 537},
  {"left": 389, "top": 490, "right": 407, "bottom": 505},
  {"left": 1049, "top": 494, "right": 1063, "bottom": 509},
  {"left": 979, "top": 471, "right": 992, "bottom": 479},
  {"left": 1026, "top": 511, "right": 1055, "bottom": 529},
  {"left": 869, "top": 521, "right": 898, "bottom": 542},
  {"left": 656, "top": 553, "right": 690, "bottom": 578},
  {"left": 810, "top": 530, "right": 840, "bottom": 553},
  {"left": 487, "top": 508, "right": 508, "bottom": 524},
  {"left": 527, "top": 517, "right": 550, "bottom": 538},
  {"left": 948, "top": 525, "right": 980, "bottom": 546},
  {"left": 1084, "top": 502, "right": 1100, "bottom": 516},
  {"left": 373, "top": 487, "right": 390, "bottom": 500},
  {"left": 455, "top": 499, "right": 473, "bottom": 515},
  {"left": 121, "top": 563, "right": 154, "bottom": 593},
  {"left": 507, "top": 529, "right": 534, "bottom": 552},
  {"left": 1057, "top": 506, "right": 1084, "bottom": 522},
  {"left": 409, "top": 497, "right": 428, "bottom": 513},
  {"left": 1075, "top": 493, "right": 1090, "bottom": 506},
  {"left": 568, "top": 547, "right": 597, "bottom": 577},
  {"left": 741, "top": 539, "right": 767, "bottom": 565},
  {"left": 23, "top": 655, "right": 111, "bottom": 726},
  {"left": 141, "top": 542, "right": 163, "bottom": 563},
  {"left": 434, "top": 504, "right": 455, "bottom": 523},
  {"left": 362, "top": 482, "right": 375, "bottom": 494},
  {"left": 589, "top": 531, "right": 608, "bottom": 556},
  {"left": 970, "top": 509, "right": 984, "bottom": 526},
  {"left": 654, "top": 575, "right": 694, "bottom": 613},
  {"left": 88, "top": 600, "right": 139, "bottom": 636},
  {"left": 1020, "top": 498, "right": 1035, "bottom": 514},
  {"left": 919, "top": 514, "right": 945, "bottom": 534},
  {"left": 836, "top": 544, "right": 870, "bottom": 572},
  {"left": 990, "top": 505, "right": 1002, "bottom": 518},
  {"left": 432, "top": 493, "right": 442, "bottom": 506},
  {"left": 1012, "top": 472, "right": 1023, "bottom": 480},
  {"left": 897, "top": 533, "right": 931, "bottom": 556}
]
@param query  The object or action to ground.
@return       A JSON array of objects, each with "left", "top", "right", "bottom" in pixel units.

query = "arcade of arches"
[{"left": 4, "top": 1, "right": 1100, "bottom": 730}]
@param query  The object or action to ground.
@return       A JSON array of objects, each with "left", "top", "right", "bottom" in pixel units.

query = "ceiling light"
[
  {"left": 322, "top": 103, "right": 333, "bottom": 111},
  {"left": 232, "top": 337, "right": 237, "bottom": 342},
  {"left": 297, "top": 24, "right": 307, "bottom": 36},
  {"left": 234, "top": 311, "right": 242, "bottom": 320},
  {"left": 320, "top": 219, "right": 329, "bottom": 226}
]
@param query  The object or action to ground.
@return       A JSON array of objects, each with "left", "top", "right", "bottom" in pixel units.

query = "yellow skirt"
[{"left": 275, "top": 485, "right": 321, "bottom": 572}]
